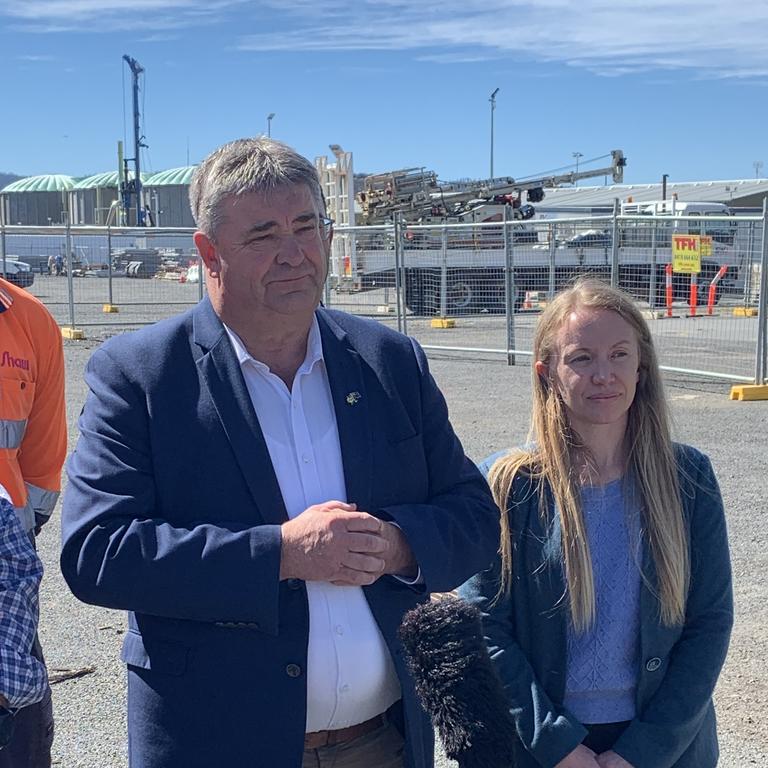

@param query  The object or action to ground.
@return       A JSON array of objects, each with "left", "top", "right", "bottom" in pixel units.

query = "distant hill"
[{"left": 0, "top": 172, "right": 24, "bottom": 190}]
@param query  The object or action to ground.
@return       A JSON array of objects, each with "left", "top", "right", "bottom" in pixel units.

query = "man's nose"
[{"left": 276, "top": 235, "right": 305, "bottom": 265}]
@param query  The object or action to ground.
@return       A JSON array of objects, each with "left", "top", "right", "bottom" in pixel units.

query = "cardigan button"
[
  {"left": 286, "top": 579, "right": 302, "bottom": 591},
  {"left": 285, "top": 663, "right": 302, "bottom": 678},
  {"left": 645, "top": 657, "right": 662, "bottom": 672}
]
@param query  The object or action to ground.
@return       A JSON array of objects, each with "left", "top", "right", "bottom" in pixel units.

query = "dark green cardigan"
[{"left": 459, "top": 444, "right": 733, "bottom": 768}]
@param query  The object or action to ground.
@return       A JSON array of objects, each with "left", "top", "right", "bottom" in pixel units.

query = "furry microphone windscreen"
[{"left": 398, "top": 597, "right": 517, "bottom": 768}]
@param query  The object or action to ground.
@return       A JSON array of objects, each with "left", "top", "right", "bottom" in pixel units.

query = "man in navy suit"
[{"left": 61, "top": 138, "right": 499, "bottom": 768}]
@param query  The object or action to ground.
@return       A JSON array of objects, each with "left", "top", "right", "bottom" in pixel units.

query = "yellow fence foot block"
[
  {"left": 430, "top": 318, "right": 456, "bottom": 329},
  {"left": 730, "top": 385, "right": 768, "bottom": 401},
  {"left": 733, "top": 307, "right": 758, "bottom": 317},
  {"left": 102, "top": 304, "right": 119, "bottom": 313},
  {"left": 61, "top": 327, "right": 86, "bottom": 340}
]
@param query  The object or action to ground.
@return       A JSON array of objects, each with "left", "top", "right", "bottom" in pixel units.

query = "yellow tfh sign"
[{"left": 671, "top": 234, "right": 702, "bottom": 274}]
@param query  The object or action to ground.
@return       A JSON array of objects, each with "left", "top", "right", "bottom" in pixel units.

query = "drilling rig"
[
  {"left": 336, "top": 151, "right": 633, "bottom": 314},
  {"left": 357, "top": 150, "right": 626, "bottom": 227}
]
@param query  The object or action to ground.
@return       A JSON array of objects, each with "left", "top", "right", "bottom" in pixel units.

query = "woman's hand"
[
  {"left": 554, "top": 744, "right": 601, "bottom": 767},
  {"left": 596, "top": 751, "right": 635, "bottom": 768}
]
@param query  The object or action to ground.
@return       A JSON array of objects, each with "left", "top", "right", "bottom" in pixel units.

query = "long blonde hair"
[{"left": 490, "top": 278, "right": 689, "bottom": 631}]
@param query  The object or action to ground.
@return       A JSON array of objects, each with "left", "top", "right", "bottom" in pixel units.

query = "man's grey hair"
[{"left": 189, "top": 137, "right": 325, "bottom": 239}]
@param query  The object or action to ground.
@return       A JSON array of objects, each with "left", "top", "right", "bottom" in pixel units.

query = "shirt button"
[
  {"left": 335, "top": 625, "right": 344, "bottom": 636},
  {"left": 645, "top": 657, "right": 662, "bottom": 672},
  {"left": 301, "top": 455, "right": 311, "bottom": 464},
  {"left": 285, "top": 663, "right": 302, "bottom": 678},
  {"left": 339, "top": 684, "right": 349, "bottom": 693}
]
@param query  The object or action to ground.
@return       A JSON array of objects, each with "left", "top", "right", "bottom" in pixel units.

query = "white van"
[
  {"left": 621, "top": 200, "right": 731, "bottom": 217},
  {"left": 620, "top": 199, "right": 736, "bottom": 247}
]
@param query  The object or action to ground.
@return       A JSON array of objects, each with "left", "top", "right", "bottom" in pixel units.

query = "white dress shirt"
[{"left": 224, "top": 320, "right": 402, "bottom": 733}]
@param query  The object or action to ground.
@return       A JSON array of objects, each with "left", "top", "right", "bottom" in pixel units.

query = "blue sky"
[{"left": 1, "top": 0, "right": 767, "bottom": 185}]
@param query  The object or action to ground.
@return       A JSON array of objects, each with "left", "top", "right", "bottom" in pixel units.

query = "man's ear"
[
  {"left": 534, "top": 360, "right": 548, "bottom": 380},
  {"left": 193, "top": 231, "right": 219, "bottom": 275}
]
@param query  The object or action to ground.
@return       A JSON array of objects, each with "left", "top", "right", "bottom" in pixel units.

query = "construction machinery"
[
  {"left": 331, "top": 148, "right": 746, "bottom": 315},
  {"left": 357, "top": 150, "right": 627, "bottom": 226}
]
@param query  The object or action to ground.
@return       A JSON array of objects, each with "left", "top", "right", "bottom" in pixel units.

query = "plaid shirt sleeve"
[{"left": 0, "top": 494, "right": 47, "bottom": 708}]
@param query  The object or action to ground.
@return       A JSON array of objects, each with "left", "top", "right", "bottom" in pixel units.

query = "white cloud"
[
  {"left": 2, "top": 0, "right": 767, "bottom": 81},
  {"left": 234, "top": 0, "right": 768, "bottom": 82},
  {"left": 137, "top": 32, "right": 182, "bottom": 42},
  {"left": 417, "top": 52, "right": 505, "bottom": 64},
  {"left": 3, "top": 0, "right": 193, "bottom": 18},
  {"left": 0, "top": 0, "right": 248, "bottom": 32}
]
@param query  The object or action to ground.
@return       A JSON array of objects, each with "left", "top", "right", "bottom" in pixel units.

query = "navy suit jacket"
[{"left": 61, "top": 298, "right": 499, "bottom": 768}]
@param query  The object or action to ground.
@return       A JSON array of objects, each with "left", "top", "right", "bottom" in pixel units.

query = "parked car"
[
  {"left": 565, "top": 229, "right": 613, "bottom": 249},
  {"left": 0, "top": 257, "right": 34, "bottom": 288}
]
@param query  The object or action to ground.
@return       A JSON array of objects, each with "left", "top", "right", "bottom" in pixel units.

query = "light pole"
[
  {"left": 489, "top": 88, "right": 499, "bottom": 179},
  {"left": 753, "top": 160, "right": 763, "bottom": 179},
  {"left": 572, "top": 151, "right": 583, "bottom": 185},
  {"left": 267, "top": 112, "right": 275, "bottom": 138}
]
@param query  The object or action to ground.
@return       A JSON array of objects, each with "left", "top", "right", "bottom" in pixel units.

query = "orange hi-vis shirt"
[{"left": 0, "top": 278, "right": 66, "bottom": 532}]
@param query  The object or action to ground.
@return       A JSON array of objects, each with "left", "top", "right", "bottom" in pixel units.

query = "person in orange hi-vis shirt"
[{"left": 0, "top": 276, "right": 66, "bottom": 768}]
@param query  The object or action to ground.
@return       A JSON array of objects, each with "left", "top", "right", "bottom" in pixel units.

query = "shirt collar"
[{"left": 224, "top": 315, "right": 324, "bottom": 374}]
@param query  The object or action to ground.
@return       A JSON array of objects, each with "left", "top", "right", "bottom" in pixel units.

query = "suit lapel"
[
  {"left": 317, "top": 311, "right": 374, "bottom": 513},
  {"left": 192, "top": 299, "right": 288, "bottom": 525}
]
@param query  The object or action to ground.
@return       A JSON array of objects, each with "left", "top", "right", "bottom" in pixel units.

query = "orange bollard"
[
  {"left": 665, "top": 264, "right": 674, "bottom": 317},
  {"left": 707, "top": 265, "right": 729, "bottom": 315},
  {"left": 689, "top": 273, "right": 698, "bottom": 317}
]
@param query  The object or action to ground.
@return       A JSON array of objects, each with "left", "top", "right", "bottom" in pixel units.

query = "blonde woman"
[{"left": 459, "top": 279, "right": 733, "bottom": 768}]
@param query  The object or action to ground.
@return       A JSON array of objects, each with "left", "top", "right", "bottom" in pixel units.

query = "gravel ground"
[{"left": 35, "top": 328, "right": 766, "bottom": 767}]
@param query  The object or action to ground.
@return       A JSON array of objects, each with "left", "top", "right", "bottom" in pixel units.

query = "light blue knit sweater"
[{"left": 563, "top": 479, "right": 642, "bottom": 725}]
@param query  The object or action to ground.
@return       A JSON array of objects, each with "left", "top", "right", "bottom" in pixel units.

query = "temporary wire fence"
[{"left": 1, "top": 208, "right": 766, "bottom": 384}]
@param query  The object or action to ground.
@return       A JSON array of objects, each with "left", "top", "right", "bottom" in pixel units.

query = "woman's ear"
[{"left": 534, "top": 360, "right": 548, "bottom": 380}]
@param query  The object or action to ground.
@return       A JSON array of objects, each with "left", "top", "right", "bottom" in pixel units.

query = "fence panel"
[
  {"left": 3, "top": 226, "right": 203, "bottom": 329},
  {"left": 335, "top": 213, "right": 763, "bottom": 382},
  {"left": 2, "top": 215, "right": 764, "bottom": 384},
  {"left": 324, "top": 225, "right": 398, "bottom": 330},
  {"left": 615, "top": 213, "right": 763, "bottom": 381}
]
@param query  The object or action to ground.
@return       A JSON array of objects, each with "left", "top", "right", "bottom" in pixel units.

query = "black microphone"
[{"left": 398, "top": 596, "right": 518, "bottom": 768}]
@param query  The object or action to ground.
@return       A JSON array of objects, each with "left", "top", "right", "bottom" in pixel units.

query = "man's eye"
[
  {"left": 295, "top": 225, "right": 316, "bottom": 237},
  {"left": 612, "top": 350, "right": 628, "bottom": 359},
  {"left": 248, "top": 234, "right": 275, "bottom": 244}
]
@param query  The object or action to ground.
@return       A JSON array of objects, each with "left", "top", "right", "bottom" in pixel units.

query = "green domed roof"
[
  {"left": 144, "top": 166, "right": 197, "bottom": 186},
  {"left": 1, "top": 174, "right": 76, "bottom": 193},
  {"left": 72, "top": 171, "right": 148, "bottom": 189}
]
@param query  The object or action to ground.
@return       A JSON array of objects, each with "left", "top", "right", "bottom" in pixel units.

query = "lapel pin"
[{"left": 345, "top": 391, "right": 362, "bottom": 405}]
